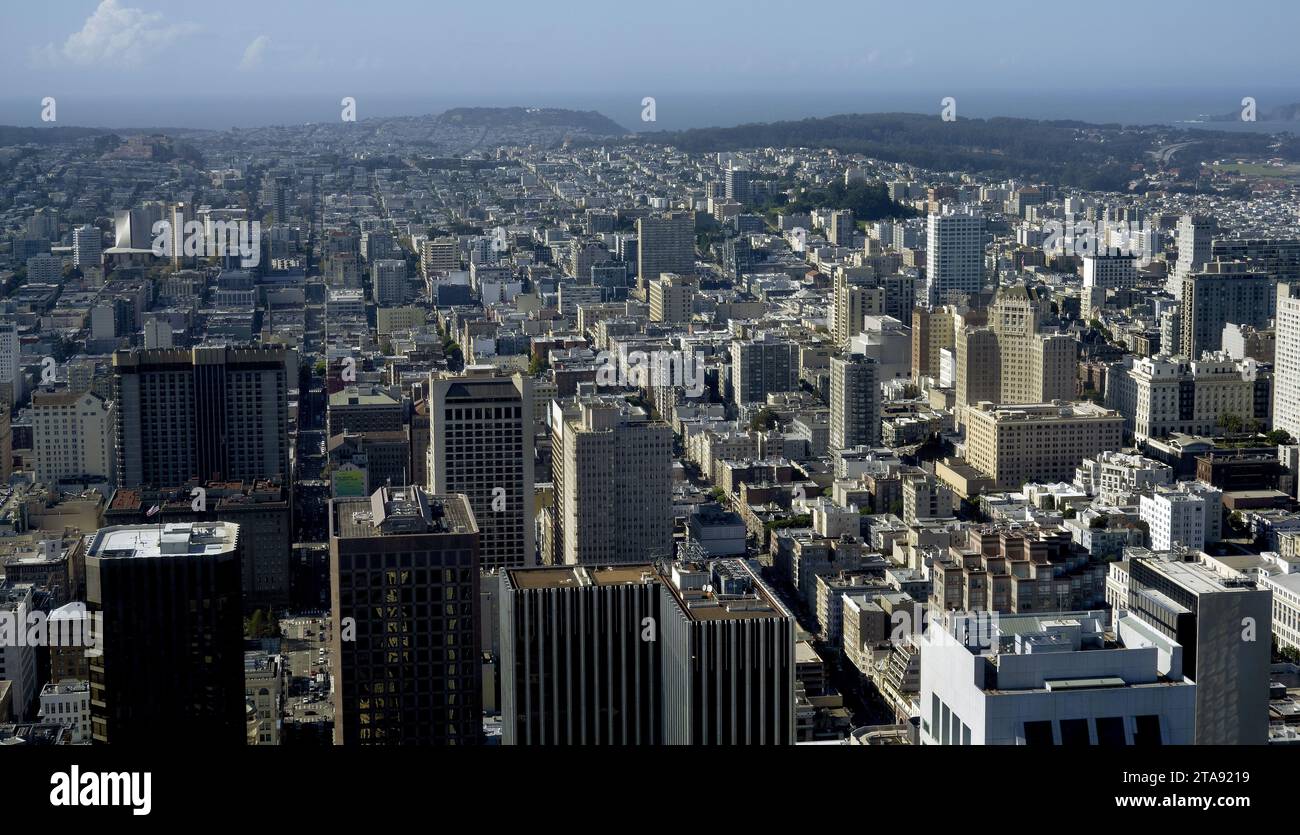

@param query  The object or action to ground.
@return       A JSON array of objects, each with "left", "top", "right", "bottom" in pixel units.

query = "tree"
[
  {"left": 749, "top": 407, "right": 777, "bottom": 432},
  {"left": 1266, "top": 429, "right": 1294, "bottom": 446}
]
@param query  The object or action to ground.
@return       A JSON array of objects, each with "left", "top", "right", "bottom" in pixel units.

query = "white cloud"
[
  {"left": 239, "top": 35, "right": 271, "bottom": 72},
  {"left": 32, "top": 0, "right": 200, "bottom": 68}
]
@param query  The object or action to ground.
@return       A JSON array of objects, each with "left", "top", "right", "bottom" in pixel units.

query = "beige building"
[
  {"left": 964, "top": 401, "right": 1124, "bottom": 491},
  {"left": 833, "top": 272, "right": 884, "bottom": 348},
  {"left": 912, "top": 306, "right": 955, "bottom": 380},
  {"left": 32, "top": 387, "right": 116, "bottom": 485},
  {"left": 648, "top": 272, "right": 697, "bottom": 324},
  {"left": 955, "top": 286, "right": 1075, "bottom": 413}
]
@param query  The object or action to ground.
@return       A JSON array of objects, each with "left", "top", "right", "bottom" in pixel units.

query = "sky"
[{"left": 3, "top": 0, "right": 1300, "bottom": 129}]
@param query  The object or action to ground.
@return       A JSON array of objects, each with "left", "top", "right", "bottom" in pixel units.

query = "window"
[
  {"left": 1095, "top": 716, "right": 1127, "bottom": 746},
  {"left": 1059, "top": 718, "right": 1090, "bottom": 746},
  {"left": 1133, "top": 714, "right": 1162, "bottom": 746},
  {"left": 1023, "top": 720, "right": 1054, "bottom": 746}
]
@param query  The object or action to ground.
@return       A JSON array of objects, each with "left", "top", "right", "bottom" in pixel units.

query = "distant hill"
[
  {"left": 1211, "top": 102, "right": 1300, "bottom": 122},
  {"left": 434, "top": 107, "right": 628, "bottom": 135},
  {"left": 632, "top": 111, "right": 1300, "bottom": 191},
  {"left": 0, "top": 125, "right": 115, "bottom": 145}
]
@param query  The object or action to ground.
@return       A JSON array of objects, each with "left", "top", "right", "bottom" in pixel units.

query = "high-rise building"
[
  {"left": 1082, "top": 254, "right": 1137, "bottom": 290},
  {"left": 955, "top": 286, "right": 1075, "bottom": 409},
  {"left": 912, "top": 307, "right": 955, "bottom": 381},
  {"left": 72, "top": 224, "right": 102, "bottom": 269},
  {"left": 1112, "top": 352, "right": 1262, "bottom": 443},
  {"left": 724, "top": 168, "right": 755, "bottom": 204},
  {"left": 330, "top": 487, "right": 482, "bottom": 745},
  {"left": 730, "top": 333, "right": 798, "bottom": 406},
  {"left": 660, "top": 559, "right": 796, "bottom": 745},
  {"left": 429, "top": 369, "right": 534, "bottom": 569},
  {"left": 828, "top": 209, "right": 855, "bottom": 247},
  {"left": 0, "top": 583, "right": 39, "bottom": 721},
  {"left": 500, "top": 564, "right": 663, "bottom": 745},
  {"left": 1180, "top": 261, "right": 1274, "bottom": 358},
  {"left": 829, "top": 354, "right": 880, "bottom": 451},
  {"left": 371, "top": 258, "right": 408, "bottom": 306},
  {"left": 1165, "top": 212, "right": 1216, "bottom": 296},
  {"left": 1274, "top": 283, "right": 1300, "bottom": 441},
  {"left": 1111, "top": 556, "right": 1271, "bottom": 744},
  {"left": 636, "top": 212, "right": 694, "bottom": 292},
  {"left": 1139, "top": 482, "right": 1222, "bottom": 551},
  {"left": 420, "top": 236, "right": 458, "bottom": 276},
  {"left": 553, "top": 399, "right": 673, "bottom": 565},
  {"left": 964, "top": 401, "right": 1125, "bottom": 491},
  {"left": 31, "top": 387, "right": 116, "bottom": 485},
  {"left": 926, "top": 210, "right": 984, "bottom": 303},
  {"left": 832, "top": 273, "right": 884, "bottom": 348},
  {"left": 0, "top": 321, "right": 19, "bottom": 408},
  {"left": 648, "top": 272, "right": 697, "bottom": 324},
  {"left": 86, "top": 522, "right": 245, "bottom": 744},
  {"left": 112, "top": 346, "right": 290, "bottom": 486}
]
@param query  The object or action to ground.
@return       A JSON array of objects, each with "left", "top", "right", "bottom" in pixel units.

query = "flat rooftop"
[
  {"left": 87, "top": 522, "right": 238, "bottom": 559},
  {"left": 507, "top": 564, "right": 657, "bottom": 590}
]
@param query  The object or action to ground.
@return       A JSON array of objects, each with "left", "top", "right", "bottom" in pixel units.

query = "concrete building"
[
  {"left": 330, "top": 487, "right": 481, "bottom": 745},
  {"left": 1139, "top": 482, "right": 1223, "bottom": 552},
  {"left": 1275, "top": 283, "right": 1300, "bottom": 442},
  {"left": 429, "top": 369, "right": 534, "bottom": 569},
  {"left": 636, "top": 212, "right": 694, "bottom": 292},
  {"left": 371, "top": 258, "right": 408, "bottom": 306},
  {"left": 1074, "top": 451, "right": 1174, "bottom": 506},
  {"left": 1110, "top": 556, "right": 1272, "bottom": 744},
  {"left": 36, "top": 680, "right": 90, "bottom": 744},
  {"left": 648, "top": 272, "right": 696, "bottom": 324},
  {"left": 919, "top": 609, "right": 1195, "bottom": 745},
  {"left": 1180, "top": 261, "right": 1274, "bottom": 358},
  {"left": 829, "top": 354, "right": 880, "bottom": 451},
  {"left": 0, "top": 583, "right": 39, "bottom": 721},
  {"left": 31, "top": 387, "right": 116, "bottom": 485},
  {"left": 731, "top": 333, "right": 798, "bottom": 406},
  {"left": 955, "top": 285, "right": 1075, "bottom": 410},
  {"left": 1115, "top": 352, "right": 1262, "bottom": 443},
  {"left": 964, "top": 401, "right": 1125, "bottom": 491},
  {"left": 1082, "top": 254, "right": 1137, "bottom": 290},
  {"left": 926, "top": 210, "right": 984, "bottom": 303}
]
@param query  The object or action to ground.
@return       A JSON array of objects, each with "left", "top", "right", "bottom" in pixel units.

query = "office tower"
[
  {"left": 371, "top": 258, "right": 408, "bottom": 306},
  {"left": 1139, "top": 482, "right": 1222, "bottom": 551},
  {"left": 568, "top": 239, "right": 611, "bottom": 281},
  {"left": 553, "top": 400, "right": 672, "bottom": 565},
  {"left": 0, "top": 320, "right": 19, "bottom": 408},
  {"left": 832, "top": 273, "right": 884, "bottom": 348},
  {"left": 1082, "top": 254, "right": 1137, "bottom": 290},
  {"left": 1114, "top": 557, "right": 1271, "bottom": 744},
  {"left": 1166, "top": 212, "right": 1216, "bottom": 295},
  {"left": 26, "top": 253, "right": 62, "bottom": 283},
  {"left": 72, "top": 224, "right": 102, "bottom": 269},
  {"left": 636, "top": 212, "right": 695, "bottom": 292},
  {"left": 259, "top": 175, "right": 292, "bottom": 224},
  {"left": 1274, "top": 283, "right": 1300, "bottom": 441},
  {"left": 964, "top": 401, "right": 1125, "bottom": 491},
  {"left": 500, "top": 564, "right": 663, "bottom": 745},
  {"left": 421, "top": 236, "right": 458, "bottom": 276},
  {"left": 724, "top": 168, "right": 755, "bottom": 204},
  {"left": 828, "top": 209, "right": 855, "bottom": 246},
  {"left": 1180, "top": 261, "right": 1275, "bottom": 357},
  {"left": 926, "top": 210, "right": 984, "bottom": 303},
  {"left": 955, "top": 287, "right": 1075, "bottom": 409},
  {"left": 1117, "top": 353, "right": 1261, "bottom": 443},
  {"left": 86, "top": 522, "right": 245, "bottom": 744},
  {"left": 911, "top": 307, "right": 955, "bottom": 380},
  {"left": 919, "top": 609, "right": 1195, "bottom": 745},
  {"left": 112, "top": 345, "right": 290, "bottom": 487},
  {"left": 429, "top": 369, "right": 534, "bottom": 569},
  {"left": 113, "top": 207, "right": 157, "bottom": 250},
  {"left": 31, "top": 388, "right": 116, "bottom": 485},
  {"left": 328, "top": 385, "right": 403, "bottom": 436},
  {"left": 660, "top": 559, "right": 796, "bottom": 745},
  {"left": 165, "top": 201, "right": 193, "bottom": 267},
  {"left": 1212, "top": 237, "right": 1300, "bottom": 283},
  {"left": 361, "top": 229, "right": 397, "bottom": 262},
  {"left": 730, "top": 333, "right": 798, "bottom": 405},
  {"left": 829, "top": 354, "right": 880, "bottom": 450},
  {"left": 330, "top": 487, "right": 482, "bottom": 745},
  {"left": 648, "top": 272, "right": 697, "bottom": 324}
]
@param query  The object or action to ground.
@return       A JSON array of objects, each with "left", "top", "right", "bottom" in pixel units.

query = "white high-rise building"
[
  {"left": 0, "top": 321, "right": 21, "bottom": 407},
  {"left": 830, "top": 354, "right": 880, "bottom": 451},
  {"left": 37, "top": 680, "right": 91, "bottom": 744},
  {"left": 1139, "top": 482, "right": 1222, "bottom": 551},
  {"left": 72, "top": 224, "right": 103, "bottom": 269},
  {"left": 1117, "top": 352, "right": 1260, "bottom": 443},
  {"left": 1082, "top": 254, "right": 1137, "bottom": 290},
  {"left": 32, "top": 387, "right": 116, "bottom": 485},
  {"left": 1165, "top": 213, "right": 1216, "bottom": 295},
  {"left": 1274, "top": 283, "right": 1300, "bottom": 440},
  {"left": 926, "top": 210, "right": 984, "bottom": 303}
]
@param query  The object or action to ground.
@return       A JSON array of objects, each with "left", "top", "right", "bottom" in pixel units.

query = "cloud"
[
  {"left": 239, "top": 35, "right": 270, "bottom": 71},
  {"left": 32, "top": 0, "right": 200, "bottom": 68}
]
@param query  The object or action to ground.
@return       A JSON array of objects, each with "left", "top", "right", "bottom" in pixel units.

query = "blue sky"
[{"left": 3, "top": 1, "right": 1299, "bottom": 128}]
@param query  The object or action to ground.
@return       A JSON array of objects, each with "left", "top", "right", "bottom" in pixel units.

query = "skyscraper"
[
  {"left": 829, "top": 354, "right": 880, "bottom": 451},
  {"left": 926, "top": 210, "right": 984, "bottom": 303},
  {"left": 113, "top": 346, "right": 290, "bottom": 486},
  {"left": 429, "top": 369, "right": 535, "bottom": 569},
  {"left": 1179, "top": 261, "right": 1275, "bottom": 358},
  {"left": 730, "top": 333, "right": 798, "bottom": 406},
  {"left": 500, "top": 564, "right": 662, "bottom": 745},
  {"left": 31, "top": 387, "right": 116, "bottom": 485},
  {"left": 86, "top": 522, "right": 245, "bottom": 744},
  {"left": 1166, "top": 213, "right": 1216, "bottom": 296},
  {"left": 72, "top": 224, "right": 103, "bottom": 270},
  {"left": 1273, "top": 283, "right": 1300, "bottom": 441},
  {"left": 371, "top": 258, "right": 408, "bottom": 306},
  {"left": 636, "top": 212, "right": 695, "bottom": 293},
  {"left": 554, "top": 399, "right": 673, "bottom": 565},
  {"left": 330, "top": 487, "right": 482, "bottom": 745}
]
